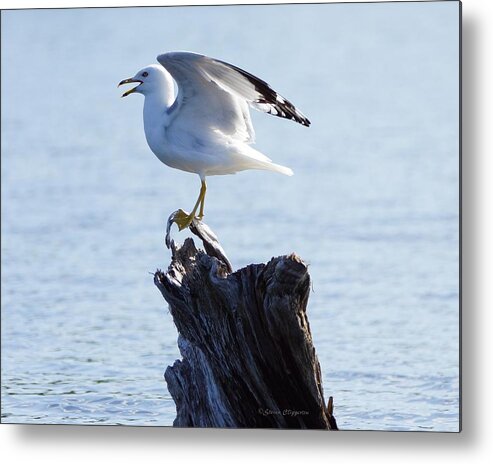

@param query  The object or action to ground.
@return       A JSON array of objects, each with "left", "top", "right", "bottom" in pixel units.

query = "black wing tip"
[
  {"left": 293, "top": 116, "right": 310, "bottom": 127},
  {"left": 272, "top": 107, "right": 311, "bottom": 127},
  {"left": 299, "top": 116, "right": 311, "bottom": 127},
  {"left": 277, "top": 112, "right": 311, "bottom": 127},
  {"left": 213, "top": 55, "right": 312, "bottom": 127},
  {"left": 279, "top": 105, "right": 311, "bottom": 127}
]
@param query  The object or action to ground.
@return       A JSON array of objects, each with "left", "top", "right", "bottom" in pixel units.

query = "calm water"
[{"left": 1, "top": 3, "right": 459, "bottom": 430}]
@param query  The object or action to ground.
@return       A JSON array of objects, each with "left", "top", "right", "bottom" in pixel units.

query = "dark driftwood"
[{"left": 154, "top": 214, "right": 338, "bottom": 429}]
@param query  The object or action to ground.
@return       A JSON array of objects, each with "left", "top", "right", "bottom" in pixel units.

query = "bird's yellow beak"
[{"left": 118, "top": 78, "right": 143, "bottom": 97}]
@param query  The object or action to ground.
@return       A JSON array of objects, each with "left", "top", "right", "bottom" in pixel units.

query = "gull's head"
[{"left": 118, "top": 65, "right": 164, "bottom": 97}]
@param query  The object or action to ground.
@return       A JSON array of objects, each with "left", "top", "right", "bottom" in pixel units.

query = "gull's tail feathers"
[
  {"left": 234, "top": 144, "right": 293, "bottom": 176},
  {"left": 256, "top": 161, "right": 294, "bottom": 176}
]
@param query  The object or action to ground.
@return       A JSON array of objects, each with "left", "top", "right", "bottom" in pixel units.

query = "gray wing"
[
  {"left": 157, "top": 52, "right": 255, "bottom": 145},
  {"left": 157, "top": 52, "right": 311, "bottom": 138},
  {"left": 197, "top": 53, "right": 311, "bottom": 127}
]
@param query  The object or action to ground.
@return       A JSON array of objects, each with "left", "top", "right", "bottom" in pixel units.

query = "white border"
[{"left": 1, "top": 0, "right": 492, "bottom": 462}]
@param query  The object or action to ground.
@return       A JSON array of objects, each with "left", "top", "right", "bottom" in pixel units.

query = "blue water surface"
[{"left": 1, "top": 2, "right": 459, "bottom": 430}]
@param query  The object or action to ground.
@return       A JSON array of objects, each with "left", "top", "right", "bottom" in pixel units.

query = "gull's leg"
[
  {"left": 198, "top": 179, "right": 207, "bottom": 220},
  {"left": 174, "top": 179, "right": 207, "bottom": 231}
]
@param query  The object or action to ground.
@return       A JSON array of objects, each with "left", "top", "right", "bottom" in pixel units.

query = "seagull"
[{"left": 118, "top": 51, "right": 310, "bottom": 230}]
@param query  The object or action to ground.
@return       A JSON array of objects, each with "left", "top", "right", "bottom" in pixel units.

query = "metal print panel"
[{"left": 1, "top": 1, "right": 460, "bottom": 431}]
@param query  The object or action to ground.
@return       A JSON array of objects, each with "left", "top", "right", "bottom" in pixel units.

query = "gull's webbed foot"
[
  {"left": 173, "top": 209, "right": 195, "bottom": 231},
  {"left": 172, "top": 209, "right": 205, "bottom": 231}
]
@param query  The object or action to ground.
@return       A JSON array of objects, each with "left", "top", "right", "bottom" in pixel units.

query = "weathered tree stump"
[{"left": 154, "top": 212, "right": 338, "bottom": 429}]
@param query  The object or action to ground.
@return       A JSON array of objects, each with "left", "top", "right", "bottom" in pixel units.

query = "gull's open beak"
[{"left": 118, "top": 78, "right": 143, "bottom": 97}]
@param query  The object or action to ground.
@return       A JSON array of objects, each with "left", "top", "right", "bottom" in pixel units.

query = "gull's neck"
[
  {"left": 143, "top": 88, "right": 173, "bottom": 130},
  {"left": 142, "top": 79, "right": 175, "bottom": 156}
]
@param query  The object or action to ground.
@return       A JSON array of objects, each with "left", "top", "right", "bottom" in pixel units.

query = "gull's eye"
[{"left": 142, "top": 71, "right": 148, "bottom": 77}]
